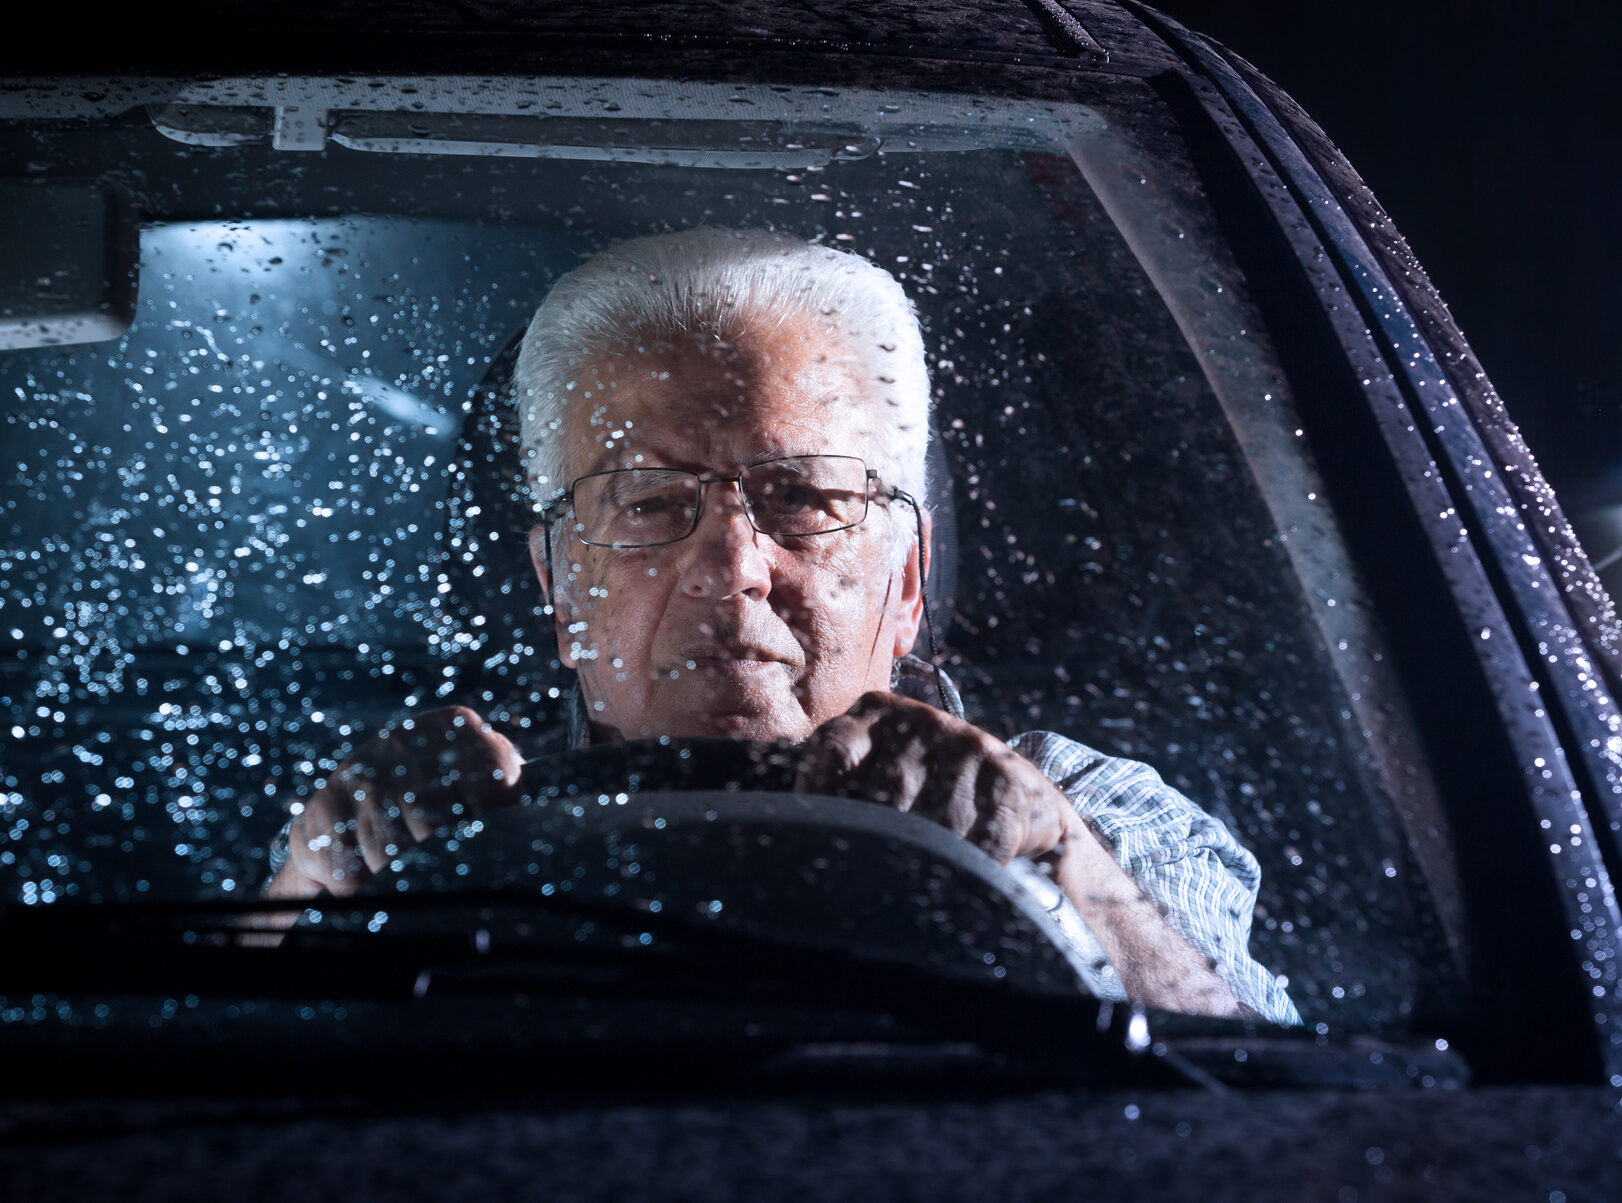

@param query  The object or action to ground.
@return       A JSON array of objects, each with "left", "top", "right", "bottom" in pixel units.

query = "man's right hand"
[{"left": 252, "top": 706, "right": 522, "bottom": 932}]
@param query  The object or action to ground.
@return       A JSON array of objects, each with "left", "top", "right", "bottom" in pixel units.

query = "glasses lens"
[
  {"left": 741, "top": 456, "right": 869, "bottom": 535},
  {"left": 574, "top": 469, "right": 701, "bottom": 547}
]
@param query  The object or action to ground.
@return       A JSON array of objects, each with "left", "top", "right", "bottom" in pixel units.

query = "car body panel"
[{"left": 4, "top": 1, "right": 1622, "bottom": 1196}]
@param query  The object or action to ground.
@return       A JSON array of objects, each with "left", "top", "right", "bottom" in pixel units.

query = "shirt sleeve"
[{"left": 1009, "top": 729, "right": 1301, "bottom": 1026}]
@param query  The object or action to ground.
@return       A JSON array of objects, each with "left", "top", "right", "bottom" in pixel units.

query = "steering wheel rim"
[
  {"left": 518, "top": 736, "right": 802, "bottom": 798},
  {"left": 325, "top": 737, "right": 1101, "bottom": 999}
]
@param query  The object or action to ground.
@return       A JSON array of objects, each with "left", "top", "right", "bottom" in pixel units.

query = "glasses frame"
[{"left": 539, "top": 455, "right": 881, "bottom": 550}]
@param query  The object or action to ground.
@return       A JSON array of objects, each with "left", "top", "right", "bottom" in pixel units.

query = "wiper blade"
[{"left": 0, "top": 892, "right": 1184, "bottom": 1085}]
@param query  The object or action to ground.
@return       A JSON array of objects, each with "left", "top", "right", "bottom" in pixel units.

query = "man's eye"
[
  {"left": 618, "top": 493, "right": 689, "bottom": 522},
  {"left": 755, "top": 482, "right": 828, "bottom": 514}
]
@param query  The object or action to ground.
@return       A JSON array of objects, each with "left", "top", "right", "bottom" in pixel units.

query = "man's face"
[{"left": 531, "top": 317, "right": 924, "bottom": 742}]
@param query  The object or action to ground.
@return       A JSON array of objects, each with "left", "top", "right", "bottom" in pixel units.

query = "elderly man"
[{"left": 261, "top": 229, "right": 1298, "bottom": 1025}]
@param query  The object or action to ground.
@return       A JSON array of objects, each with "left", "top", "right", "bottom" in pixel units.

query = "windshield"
[{"left": 1, "top": 74, "right": 1462, "bottom": 1049}]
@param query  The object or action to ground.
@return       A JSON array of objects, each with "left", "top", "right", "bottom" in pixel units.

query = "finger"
[
  {"left": 794, "top": 711, "right": 879, "bottom": 794},
  {"left": 391, "top": 786, "right": 438, "bottom": 844},
  {"left": 966, "top": 758, "right": 1026, "bottom": 863},
  {"left": 393, "top": 728, "right": 456, "bottom": 839},
  {"left": 858, "top": 721, "right": 929, "bottom": 811},
  {"left": 372, "top": 759, "right": 430, "bottom": 850},
  {"left": 352, "top": 781, "right": 406, "bottom": 875},
  {"left": 968, "top": 752, "right": 1068, "bottom": 862},
  {"left": 458, "top": 717, "right": 525, "bottom": 812},
  {"left": 320, "top": 758, "right": 412, "bottom": 873},
  {"left": 926, "top": 731, "right": 987, "bottom": 836},
  {"left": 381, "top": 734, "right": 450, "bottom": 842},
  {"left": 285, "top": 801, "right": 367, "bottom": 897},
  {"left": 393, "top": 707, "right": 521, "bottom": 821},
  {"left": 328, "top": 723, "right": 450, "bottom": 846},
  {"left": 262, "top": 857, "right": 333, "bottom": 906},
  {"left": 238, "top": 861, "right": 334, "bottom": 945},
  {"left": 1006, "top": 754, "right": 1072, "bottom": 856},
  {"left": 869, "top": 712, "right": 981, "bottom": 830},
  {"left": 843, "top": 690, "right": 902, "bottom": 722}
]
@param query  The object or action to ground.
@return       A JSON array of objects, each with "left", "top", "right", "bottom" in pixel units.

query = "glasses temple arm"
[{"left": 890, "top": 488, "right": 952, "bottom": 715}]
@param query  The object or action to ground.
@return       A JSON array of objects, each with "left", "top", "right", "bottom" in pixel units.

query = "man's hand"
[
  {"left": 794, "top": 691, "right": 1077, "bottom": 865},
  {"left": 251, "top": 706, "right": 522, "bottom": 933},
  {"left": 796, "top": 691, "right": 1244, "bottom": 1017}
]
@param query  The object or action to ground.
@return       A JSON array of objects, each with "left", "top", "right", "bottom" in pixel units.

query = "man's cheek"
[
  {"left": 783, "top": 590, "right": 864, "bottom": 662},
  {"left": 556, "top": 563, "right": 606, "bottom": 664},
  {"left": 565, "top": 621, "right": 601, "bottom": 665},
  {"left": 575, "top": 574, "right": 667, "bottom": 676}
]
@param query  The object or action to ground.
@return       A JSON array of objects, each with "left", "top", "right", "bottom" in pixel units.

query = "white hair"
[{"left": 514, "top": 229, "right": 932, "bottom": 517}]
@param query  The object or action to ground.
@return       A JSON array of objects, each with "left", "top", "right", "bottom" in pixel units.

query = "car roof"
[{"left": 5, "top": 0, "right": 1179, "bottom": 76}]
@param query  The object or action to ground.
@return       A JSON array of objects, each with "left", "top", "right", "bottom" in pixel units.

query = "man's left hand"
[
  {"left": 794, "top": 689, "right": 1244, "bottom": 1017},
  {"left": 794, "top": 690, "right": 1076, "bottom": 865}
]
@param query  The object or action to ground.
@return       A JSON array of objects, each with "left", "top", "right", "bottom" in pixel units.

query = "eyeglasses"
[
  {"left": 533, "top": 453, "right": 952, "bottom": 713},
  {"left": 540, "top": 454, "right": 880, "bottom": 549}
]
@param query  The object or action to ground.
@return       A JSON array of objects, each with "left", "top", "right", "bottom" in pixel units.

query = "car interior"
[{"left": 1, "top": 75, "right": 1476, "bottom": 1052}]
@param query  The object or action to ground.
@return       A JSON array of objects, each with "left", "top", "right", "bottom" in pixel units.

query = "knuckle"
[
  {"left": 981, "top": 797, "right": 1026, "bottom": 860},
  {"left": 440, "top": 705, "right": 488, "bottom": 740},
  {"left": 811, "top": 718, "right": 861, "bottom": 756},
  {"left": 850, "top": 691, "right": 893, "bottom": 718}
]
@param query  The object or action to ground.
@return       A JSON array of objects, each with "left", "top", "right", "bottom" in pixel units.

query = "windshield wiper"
[
  {"left": 0, "top": 892, "right": 1188, "bottom": 1087},
  {"left": 1, "top": 896, "right": 1462, "bottom": 1093}
]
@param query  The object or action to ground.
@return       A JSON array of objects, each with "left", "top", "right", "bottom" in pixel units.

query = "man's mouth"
[{"left": 675, "top": 645, "right": 786, "bottom": 671}]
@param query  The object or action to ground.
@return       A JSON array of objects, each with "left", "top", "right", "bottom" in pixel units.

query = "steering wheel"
[
  {"left": 518, "top": 736, "right": 802, "bottom": 797},
  {"left": 349, "top": 738, "right": 1098, "bottom": 998}
]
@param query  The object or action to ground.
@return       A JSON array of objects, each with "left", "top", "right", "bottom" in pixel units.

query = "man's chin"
[
  {"left": 639, "top": 667, "right": 811, "bottom": 742},
  {"left": 654, "top": 709, "right": 806, "bottom": 743},
  {"left": 635, "top": 696, "right": 810, "bottom": 743},
  {"left": 713, "top": 712, "right": 812, "bottom": 742}
]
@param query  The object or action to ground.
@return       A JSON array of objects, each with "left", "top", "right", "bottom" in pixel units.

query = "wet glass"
[{"left": 0, "top": 73, "right": 1465, "bottom": 1038}]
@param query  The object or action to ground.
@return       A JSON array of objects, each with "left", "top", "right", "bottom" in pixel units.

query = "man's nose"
[{"left": 676, "top": 481, "right": 773, "bottom": 601}]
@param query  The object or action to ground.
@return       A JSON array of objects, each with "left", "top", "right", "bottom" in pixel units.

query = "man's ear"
[
  {"left": 889, "top": 508, "right": 930, "bottom": 658},
  {"left": 528, "top": 527, "right": 578, "bottom": 669}
]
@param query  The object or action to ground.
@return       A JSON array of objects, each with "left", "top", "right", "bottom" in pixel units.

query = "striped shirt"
[{"left": 1007, "top": 730, "right": 1301, "bottom": 1026}]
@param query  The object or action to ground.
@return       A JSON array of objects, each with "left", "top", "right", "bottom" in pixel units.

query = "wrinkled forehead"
[{"left": 555, "top": 324, "right": 886, "bottom": 477}]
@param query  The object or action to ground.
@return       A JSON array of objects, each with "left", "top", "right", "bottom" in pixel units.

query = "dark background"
[{"left": 1150, "top": 0, "right": 1622, "bottom": 585}]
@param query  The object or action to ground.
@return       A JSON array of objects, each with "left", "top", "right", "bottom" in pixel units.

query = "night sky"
[{"left": 1150, "top": 1, "right": 1621, "bottom": 574}]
